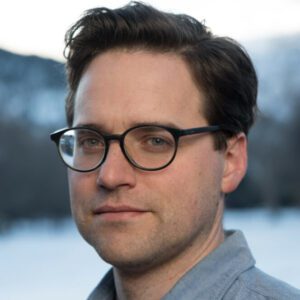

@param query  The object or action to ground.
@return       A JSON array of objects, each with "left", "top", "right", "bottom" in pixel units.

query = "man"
[{"left": 51, "top": 2, "right": 300, "bottom": 299}]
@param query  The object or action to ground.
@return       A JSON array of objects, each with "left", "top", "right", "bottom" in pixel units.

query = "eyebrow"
[
  {"left": 74, "top": 121, "right": 181, "bottom": 133},
  {"left": 74, "top": 123, "right": 107, "bottom": 133}
]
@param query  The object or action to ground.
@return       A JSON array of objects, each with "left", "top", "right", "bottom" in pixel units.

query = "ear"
[{"left": 221, "top": 133, "right": 248, "bottom": 194}]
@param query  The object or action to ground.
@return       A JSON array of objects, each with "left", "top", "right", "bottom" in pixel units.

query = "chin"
[{"left": 89, "top": 235, "right": 164, "bottom": 273}]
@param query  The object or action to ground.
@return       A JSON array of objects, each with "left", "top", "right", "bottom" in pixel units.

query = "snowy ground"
[{"left": 1, "top": 209, "right": 299, "bottom": 300}]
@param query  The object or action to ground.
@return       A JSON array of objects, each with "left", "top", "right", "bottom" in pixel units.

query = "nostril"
[{"left": 96, "top": 177, "right": 115, "bottom": 192}]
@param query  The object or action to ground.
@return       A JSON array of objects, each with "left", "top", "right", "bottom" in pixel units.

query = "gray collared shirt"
[{"left": 88, "top": 230, "right": 300, "bottom": 299}]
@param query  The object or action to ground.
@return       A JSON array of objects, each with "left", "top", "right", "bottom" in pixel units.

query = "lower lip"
[{"left": 97, "top": 211, "right": 147, "bottom": 221}]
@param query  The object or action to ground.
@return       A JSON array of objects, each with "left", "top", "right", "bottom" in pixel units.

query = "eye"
[
  {"left": 140, "top": 135, "right": 174, "bottom": 152},
  {"left": 82, "top": 138, "right": 100, "bottom": 146},
  {"left": 80, "top": 137, "right": 102, "bottom": 146},
  {"left": 125, "top": 126, "right": 175, "bottom": 155},
  {"left": 77, "top": 134, "right": 104, "bottom": 152},
  {"left": 148, "top": 137, "right": 168, "bottom": 146}
]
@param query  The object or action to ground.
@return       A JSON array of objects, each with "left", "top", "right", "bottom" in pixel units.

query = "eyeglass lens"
[{"left": 58, "top": 126, "right": 176, "bottom": 171}]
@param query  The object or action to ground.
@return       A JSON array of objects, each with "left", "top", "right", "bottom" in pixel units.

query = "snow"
[{"left": 0, "top": 209, "right": 299, "bottom": 299}]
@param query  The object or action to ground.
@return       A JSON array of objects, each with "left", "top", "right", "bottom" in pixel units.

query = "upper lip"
[{"left": 93, "top": 205, "right": 148, "bottom": 214}]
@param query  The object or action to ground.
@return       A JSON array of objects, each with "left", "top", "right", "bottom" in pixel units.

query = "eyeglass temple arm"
[{"left": 177, "top": 125, "right": 222, "bottom": 137}]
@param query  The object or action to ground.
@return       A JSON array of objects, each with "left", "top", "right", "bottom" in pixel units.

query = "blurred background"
[{"left": 0, "top": 0, "right": 299, "bottom": 299}]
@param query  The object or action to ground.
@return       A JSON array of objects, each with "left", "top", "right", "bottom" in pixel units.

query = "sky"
[{"left": 0, "top": 0, "right": 300, "bottom": 61}]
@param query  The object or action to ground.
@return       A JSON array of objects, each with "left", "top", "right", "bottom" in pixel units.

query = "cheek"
[
  {"left": 144, "top": 163, "right": 208, "bottom": 219},
  {"left": 157, "top": 150, "right": 223, "bottom": 218},
  {"left": 68, "top": 171, "right": 100, "bottom": 243},
  {"left": 68, "top": 171, "right": 96, "bottom": 215}
]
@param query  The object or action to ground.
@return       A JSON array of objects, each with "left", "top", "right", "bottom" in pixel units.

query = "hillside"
[{"left": 0, "top": 49, "right": 66, "bottom": 127}]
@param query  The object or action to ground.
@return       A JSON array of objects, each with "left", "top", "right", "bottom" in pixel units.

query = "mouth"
[{"left": 93, "top": 205, "right": 149, "bottom": 221}]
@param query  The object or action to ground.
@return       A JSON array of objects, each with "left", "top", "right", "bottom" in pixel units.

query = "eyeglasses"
[{"left": 50, "top": 124, "right": 222, "bottom": 172}]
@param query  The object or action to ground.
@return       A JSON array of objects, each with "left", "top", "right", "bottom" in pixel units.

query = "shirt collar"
[
  {"left": 163, "top": 230, "right": 255, "bottom": 299},
  {"left": 87, "top": 269, "right": 115, "bottom": 300}
]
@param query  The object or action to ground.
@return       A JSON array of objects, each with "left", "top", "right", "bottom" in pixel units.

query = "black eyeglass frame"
[{"left": 50, "top": 124, "right": 223, "bottom": 172}]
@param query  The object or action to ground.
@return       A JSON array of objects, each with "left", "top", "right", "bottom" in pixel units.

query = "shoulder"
[{"left": 224, "top": 267, "right": 300, "bottom": 300}]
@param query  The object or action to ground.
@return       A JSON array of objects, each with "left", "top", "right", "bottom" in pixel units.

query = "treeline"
[
  {"left": 227, "top": 94, "right": 300, "bottom": 209},
  {"left": 0, "top": 93, "right": 299, "bottom": 226},
  {"left": 0, "top": 121, "right": 70, "bottom": 224}
]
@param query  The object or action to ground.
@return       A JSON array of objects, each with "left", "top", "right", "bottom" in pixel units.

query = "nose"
[{"left": 96, "top": 141, "right": 137, "bottom": 190}]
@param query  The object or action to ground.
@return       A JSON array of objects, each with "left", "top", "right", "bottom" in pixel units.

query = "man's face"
[{"left": 69, "top": 49, "right": 227, "bottom": 272}]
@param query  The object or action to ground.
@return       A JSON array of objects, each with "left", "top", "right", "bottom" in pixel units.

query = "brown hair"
[{"left": 64, "top": 1, "right": 258, "bottom": 149}]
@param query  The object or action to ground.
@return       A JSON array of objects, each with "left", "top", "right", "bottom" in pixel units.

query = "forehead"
[{"left": 74, "top": 49, "right": 207, "bottom": 129}]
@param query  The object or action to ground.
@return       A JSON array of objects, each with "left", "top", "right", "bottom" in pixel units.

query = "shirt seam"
[
  {"left": 215, "top": 264, "right": 254, "bottom": 300},
  {"left": 239, "top": 276, "right": 279, "bottom": 300}
]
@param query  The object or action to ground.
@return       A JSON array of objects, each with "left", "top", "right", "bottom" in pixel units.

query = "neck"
[{"left": 113, "top": 200, "right": 225, "bottom": 300}]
